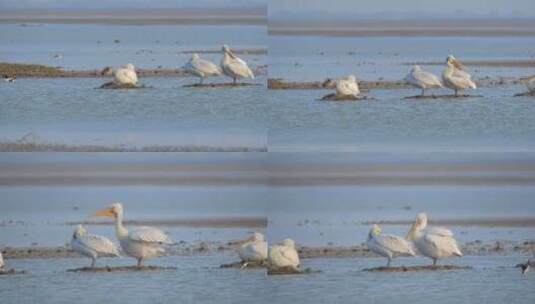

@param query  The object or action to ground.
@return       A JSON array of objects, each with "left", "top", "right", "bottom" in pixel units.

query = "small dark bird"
[{"left": 517, "top": 258, "right": 533, "bottom": 275}]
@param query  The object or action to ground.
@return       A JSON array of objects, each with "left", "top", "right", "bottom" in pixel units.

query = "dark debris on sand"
[
  {"left": 220, "top": 261, "right": 267, "bottom": 269},
  {"left": 514, "top": 91, "right": 535, "bottom": 97},
  {"left": 98, "top": 82, "right": 146, "bottom": 89},
  {"left": 67, "top": 265, "right": 177, "bottom": 273},
  {"left": 320, "top": 93, "right": 373, "bottom": 101},
  {"left": 267, "top": 266, "right": 320, "bottom": 275},
  {"left": 183, "top": 83, "right": 260, "bottom": 88},
  {"left": 363, "top": 265, "right": 471, "bottom": 272},
  {"left": 0, "top": 269, "right": 26, "bottom": 275},
  {"left": 404, "top": 94, "right": 483, "bottom": 99}
]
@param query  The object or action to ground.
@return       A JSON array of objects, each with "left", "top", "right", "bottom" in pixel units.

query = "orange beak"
[{"left": 94, "top": 208, "right": 115, "bottom": 218}]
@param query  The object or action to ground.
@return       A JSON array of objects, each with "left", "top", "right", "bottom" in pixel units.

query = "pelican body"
[
  {"left": 0, "top": 250, "right": 4, "bottom": 269},
  {"left": 406, "top": 213, "right": 462, "bottom": 266},
  {"left": 442, "top": 55, "right": 476, "bottom": 96},
  {"left": 183, "top": 53, "right": 222, "bottom": 84},
  {"left": 114, "top": 63, "right": 138, "bottom": 86},
  {"left": 70, "top": 224, "right": 120, "bottom": 268},
  {"left": 523, "top": 76, "right": 535, "bottom": 93},
  {"left": 95, "top": 203, "right": 173, "bottom": 266},
  {"left": 336, "top": 75, "right": 360, "bottom": 97},
  {"left": 220, "top": 45, "right": 254, "bottom": 84},
  {"left": 268, "top": 238, "right": 300, "bottom": 271},
  {"left": 366, "top": 224, "right": 416, "bottom": 267},
  {"left": 239, "top": 232, "right": 268, "bottom": 268},
  {"left": 405, "top": 65, "right": 443, "bottom": 96}
]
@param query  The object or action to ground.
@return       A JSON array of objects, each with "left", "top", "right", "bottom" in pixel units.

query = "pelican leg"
[
  {"left": 432, "top": 258, "right": 437, "bottom": 267},
  {"left": 240, "top": 262, "right": 249, "bottom": 270},
  {"left": 137, "top": 258, "right": 143, "bottom": 267},
  {"left": 91, "top": 258, "right": 96, "bottom": 268},
  {"left": 386, "top": 258, "right": 391, "bottom": 268}
]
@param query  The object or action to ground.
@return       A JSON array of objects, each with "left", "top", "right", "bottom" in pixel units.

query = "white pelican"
[
  {"left": 268, "top": 238, "right": 300, "bottom": 271},
  {"left": 94, "top": 203, "right": 173, "bottom": 266},
  {"left": 406, "top": 213, "right": 462, "bottom": 266},
  {"left": 238, "top": 232, "right": 268, "bottom": 269},
  {"left": 405, "top": 65, "right": 443, "bottom": 96},
  {"left": 114, "top": 63, "right": 138, "bottom": 86},
  {"left": 0, "top": 250, "right": 4, "bottom": 269},
  {"left": 183, "top": 53, "right": 222, "bottom": 84},
  {"left": 521, "top": 76, "right": 535, "bottom": 93},
  {"left": 3, "top": 75, "right": 15, "bottom": 83},
  {"left": 366, "top": 224, "right": 416, "bottom": 267},
  {"left": 442, "top": 55, "right": 477, "bottom": 96},
  {"left": 70, "top": 224, "right": 120, "bottom": 268},
  {"left": 220, "top": 45, "right": 254, "bottom": 84},
  {"left": 336, "top": 75, "right": 360, "bottom": 97}
]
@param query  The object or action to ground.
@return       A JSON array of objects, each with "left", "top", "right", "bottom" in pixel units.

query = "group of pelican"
[
  {"left": 368, "top": 213, "right": 462, "bottom": 267},
  {"left": 70, "top": 202, "right": 173, "bottom": 267},
  {"left": 111, "top": 45, "right": 254, "bottom": 87},
  {"left": 334, "top": 55, "right": 479, "bottom": 98}
]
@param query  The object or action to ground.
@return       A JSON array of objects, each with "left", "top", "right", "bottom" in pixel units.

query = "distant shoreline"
[{"left": 0, "top": 9, "right": 267, "bottom": 26}]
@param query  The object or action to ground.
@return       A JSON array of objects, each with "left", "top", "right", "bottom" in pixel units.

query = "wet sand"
[
  {"left": 269, "top": 20, "right": 535, "bottom": 37},
  {"left": 0, "top": 9, "right": 266, "bottom": 25},
  {"left": 362, "top": 265, "right": 471, "bottom": 272},
  {"left": 0, "top": 62, "right": 267, "bottom": 78},
  {"left": 268, "top": 76, "right": 526, "bottom": 90}
]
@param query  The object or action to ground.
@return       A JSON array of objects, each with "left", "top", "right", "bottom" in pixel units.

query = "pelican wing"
[
  {"left": 129, "top": 226, "right": 173, "bottom": 245},
  {"left": 240, "top": 241, "right": 268, "bottom": 261},
  {"left": 79, "top": 234, "right": 120, "bottom": 256},
  {"left": 279, "top": 246, "right": 300, "bottom": 266},
  {"left": 194, "top": 59, "right": 222, "bottom": 76},
  {"left": 428, "top": 227, "right": 454, "bottom": 237},
  {"left": 376, "top": 234, "right": 416, "bottom": 256},
  {"left": 417, "top": 71, "right": 443, "bottom": 87},
  {"left": 114, "top": 68, "right": 138, "bottom": 85},
  {"left": 336, "top": 79, "right": 359, "bottom": 96},
  {"left": 227, "top": 57, "right": 254, "bottom": 79},
  {"left": 423, "top": 233, "right": 462, "bottom": 257}
]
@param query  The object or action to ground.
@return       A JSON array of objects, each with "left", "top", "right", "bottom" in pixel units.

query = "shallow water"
[
  {"left": 268, "top": 85, "right": 535, "bottom": 152},
  {"left": 0, "top": 24, "right": 265, "bottom": 70},
  {"left": 0, "top": 76, "right": 267, "bottom": 150},
  {"left": 2, "top": 255, "right": 534, "bottom": 303},
  {"left": 269, "top": 35, "right": 535, "bottom": 81}
]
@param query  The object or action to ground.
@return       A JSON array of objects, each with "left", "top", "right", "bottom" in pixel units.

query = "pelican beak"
[{"left": 94, "top": 208, "right": 115, "bottom": 218}]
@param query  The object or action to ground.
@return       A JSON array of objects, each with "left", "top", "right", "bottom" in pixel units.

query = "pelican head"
[
  {"left": 347, "top": 74, "right": 357, "bottom": 82},
  {"left": 446, "top": 55, "right": 463, "bottom": 70},
  {"left": 73, "top": 224, "right": 87, "bottom": 239},
  {"left": 412, "top": 65, "right": 422, "bottom": 71},
  {"left": 222, "top": 45, "right": 230, "bottom": 53},
  {"left": 251, "top": 232, "right": 265, "bottom": 242},
  {"left": 124, "top": 63, "right": 135, "bottom": 71},
  {"left": 94, "top": 202, "right": 123, "bottom": 219},
  {"left": 281, "top": 238, "right": 295, "bottom": 248},
  {"left": 370, "top": 224, "right": 382, "bottom": 236},
  {"left": 414, "top": 212, "right": 428, "bottom": 229},
  {"left": 191, "top": 53, "right": 200, "bottom": 60}
]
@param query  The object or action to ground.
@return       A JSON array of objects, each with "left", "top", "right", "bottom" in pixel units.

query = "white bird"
[
  {"left": 268, "top": 238, "right": 300, "bottom": 271},
  {"left": 0, "top": 250, "right": 4, "bottom": 269},
  {"left": 406, "top": 213, "right": 462, "bottom": 266},
  {"left": 238, "top": 232, "right": 268, "bottom": 269},
  {"left": 94, "top": 203, "right": 173, "bottom": 266},
  {"left": 521, "top": 76, "right": 535, "bottom": 93},
  {"left": 442, "top": 55, "right": 477, "bottom": 96},
  {"left": 3, "top": 75, "right": 15, "bottom": 82},
  {"left": 183, "top": 53, "right": 222, "bottom": 84},
  {"left": 336, "top": 75, "right": 360, "bottom": 97},
  {"left": 220, "top": 45, "right": 254, "bottom": 84},
  {"left": 405, "top": 65, "right": 443, "bottom": 96},
  {"left": 366, "top": 224, "right": 416, "bottom": 267},
  {"left": 113, "top": 63, "right": 138, "bottom": 86},
  {"left": 70, "top": 224, "right": 120, "bottom": 268}
]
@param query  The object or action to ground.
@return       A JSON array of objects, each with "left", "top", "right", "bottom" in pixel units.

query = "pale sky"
[{"left": 269, "top": 0, "right": 535, "bottom": 19}]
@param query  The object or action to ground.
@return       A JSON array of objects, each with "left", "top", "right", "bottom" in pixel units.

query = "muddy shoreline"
[
  {"left": 3, "top": 239, "right": 533, "bottom": 260},
  {"left": 0, "top": 63, "right": 267, "bottom": 78}
]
